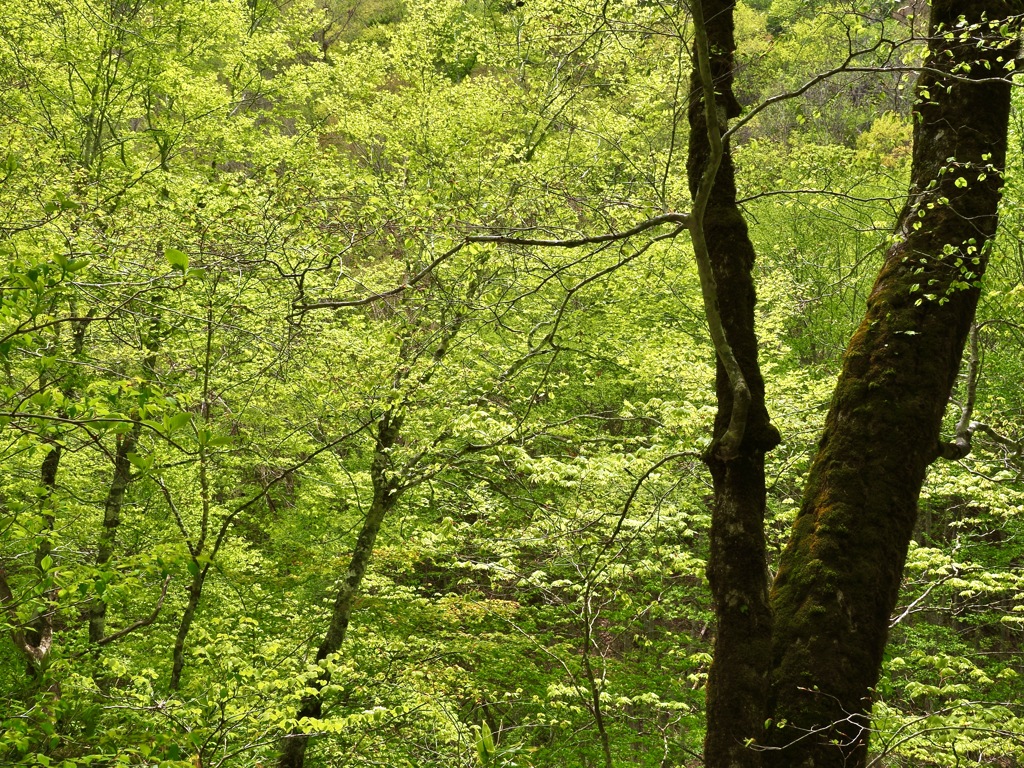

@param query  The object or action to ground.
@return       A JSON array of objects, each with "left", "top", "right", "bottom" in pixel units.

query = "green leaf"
[
  {"left": 126, "top": 452, "right": 153, "bottom": 471},
  {"left": 55, "top": 192, "right": 79, "bottom": 210},
  {"left": 476, "top": 720, "right": 495, "bottom": 764},
  {"left": 164, "top": 247, "right": 189, "bottom": 271},
  {"left": 167, "top": 412, "right": 192, "bottom": 431}
]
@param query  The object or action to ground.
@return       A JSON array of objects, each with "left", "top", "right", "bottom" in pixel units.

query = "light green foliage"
[
  {"left": 738, "top": 134, "right": 908, "bottom": 367},
  {"left": 738, "top": 2, "right": 920, "bottom": 145},
  {"left": 1, "top": 1, "right": 1023, "bottom": 766}
]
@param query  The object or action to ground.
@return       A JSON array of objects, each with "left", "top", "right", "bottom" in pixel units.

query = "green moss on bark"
[{"left": 765, "top": 3, "right": 1018, "bottom": 766}]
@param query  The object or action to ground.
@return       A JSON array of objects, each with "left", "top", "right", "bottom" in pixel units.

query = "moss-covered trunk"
[
  {"left": 687, "top": 3, "right": 780, "bottom": 766},
  {"left": 765, "top": 4, "right": 1019, "bottom": 766}
]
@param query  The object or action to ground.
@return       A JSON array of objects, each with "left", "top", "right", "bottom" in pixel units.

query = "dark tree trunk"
[
  {"left": 0, "top": 443, "right": 64, "bottom": 676},
  {"left": 765, "top": 4, "right": 1019, "bottom": 766},
  {"left": 89, "top": 427, "right": 138, "bottom": 644},
  {"left": 170, "top": 566, "right": 206, "bottom": 691},
  {"left": 687, "top": 3, "right": 780, "bottom": 766},
  {"left": 278, "top": 412, "right": 403, "bottom": 768},
  {"left": 11, "top": 315, "right": 90, "bottom": 676},
  {"left": 93, "top": 321, "right": 157, "bottom": 646},
  {"left": 22, "top": 441, "right": 63, "bottom": 675}
]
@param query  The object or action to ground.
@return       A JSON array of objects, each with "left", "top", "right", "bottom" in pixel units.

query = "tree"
[
  {"left": 2, "top": 0, "right": 1023, "bottom": 765},
  {"left": 686, "top": 2, "right": 780, "bottom": 767},
  {"left": 688, "top": 1, "right": 1020, "bottom": 766},
  {"left": 277, "top": 286, "right": 478, "bottom": 767},
  {"left": 766, "top": 2, "right": 1019, "bottom": 764}
]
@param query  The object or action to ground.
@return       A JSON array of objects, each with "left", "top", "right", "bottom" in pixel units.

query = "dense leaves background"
[{"left": 1, "top": 1, "right": 1022, "bottom": 766}]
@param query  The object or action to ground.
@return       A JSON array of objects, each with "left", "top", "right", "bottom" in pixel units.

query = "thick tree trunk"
[
  {"left": 687, "top": 3, "right": 780, "bottom": 766},
  {"left": 765, "top": 4, "right": 1018, "bottom": 766},
  {"left": 278, "top": 412, "right": 403, "bottom": 768}
]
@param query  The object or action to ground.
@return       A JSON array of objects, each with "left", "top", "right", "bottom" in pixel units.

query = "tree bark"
[
  {"left": 278, "top": 411, "right": 403, "bottom": 768},
  {"left": 765, "top": 4, "right": 1019, "bottom": 766},
  {"left": 9, "top": 314, "right": 91, "bottom": 676},
  {"left": 89, "top": 427, "right": 138, "bottom": 644},
  {"left": 92, "top": 312, "right": 158, "bottom": 645},
  {"left": 20, "top": 441, "right": 63, "bottom": 676},
  {"left": 687, "top": 3, "right": 780, "bottom": 766},
  {"left": 168, "top": 306, "right": 216, "bottom": 692},
  {"left": 170, "top": 567, "right": 205, "bottom": 691}
]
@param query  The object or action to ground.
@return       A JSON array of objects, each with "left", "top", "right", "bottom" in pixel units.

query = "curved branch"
[
  {"left": 291, "top": 240, "right": 470, "bottom": 312},
  {"left": 689, "top": 0, "right": 750, "bottom": 461},
  {"left": 291, "top": 213, "right": 690, "bottom": 314},
  {"left": 938, "top": 322, "right": 1024, "bottom": 461},
  {"left": 467, "top": 212, "right": 689, "bottom": 248}
]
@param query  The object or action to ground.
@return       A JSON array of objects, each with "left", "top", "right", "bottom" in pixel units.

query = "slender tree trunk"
[
  {"left": 687, "top": 3, "right": 780, "bottom": 766},
  {"left": 15, "top": 315, "right": 91, "bottom": 676},
  {"left": 93, "top": 311, "right": 158, "bottom": 645},
  {"left": 89, "top": 427, "right": 138, "bottom": 644},
  {"left": 169, "top": 567, "right": 206, "bottom": 691},
  {"left": 765, "top": 4, "right": 1019, "bottom": 766},
  {"left": 168, "top": 307, "right": 215, "bottom": 691},
  {"left": 581, "top": 585, "right": 613, "bottom": 768},
  {"left": 34, "top": 443, "right": 62, "bottom": 568},
  {"left": 278, "top": 411, "right": 403, "bottom": 768},
  {"left": 12, "top": 442, "right": 63, "bottom": 676}
]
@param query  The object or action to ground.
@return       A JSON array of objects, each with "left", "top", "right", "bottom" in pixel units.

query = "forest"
[{"left": 1, "top": 0, "right": 1023, "bottom": 766}]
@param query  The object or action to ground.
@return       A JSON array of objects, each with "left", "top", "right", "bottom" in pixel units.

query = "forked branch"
[{"left": 939, "top": 321, "right": 1024, "bottom": 462}]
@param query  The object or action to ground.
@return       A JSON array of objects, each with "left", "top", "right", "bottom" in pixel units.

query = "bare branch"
[
  {"left": 939, "top": 322, "right": 1024, "bottom": 461},
  {"left": 467, "top": 212, "right": 689, "bottom": 248},
  {"left": 291, "top": 214, "right": 690, "bottom": 314},
  {"left": 291, "top": 240, "right": 469, "bottom": 312},
  {"left": 889, "top": 570, "right": 960, "bottom": 627}
]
